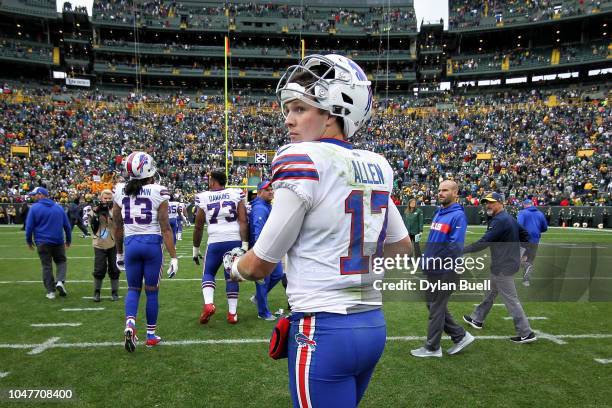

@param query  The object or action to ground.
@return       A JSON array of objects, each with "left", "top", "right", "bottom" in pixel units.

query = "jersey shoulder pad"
[
  {"left": 230, "top": 188, "right": 246, "bottom": 201},
  {"left": 271, "top": 143, "right": 320, "bottom": 184},
  {"left": 156, "top": 185, "right": 171, "bottom": 198},
  {"left": 113, "top": 183, "right": 126, "bottom": 205},
  {"left": 194, "top": 191, "right": 208, "bottom": 207}
]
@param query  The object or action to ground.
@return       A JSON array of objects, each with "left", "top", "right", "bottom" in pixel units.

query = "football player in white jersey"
[
  {"left": 193, "top": 170, "right": 248, "bottom": 325},
  {"left": 225, "top": 55, "right": 412, "bottom": 407},
  {"left": 112, "top": 152, "right": 178, "bottom": 352},
  {"left": 174, "top": 191, "right": 188, "bottom": 239},
  {"left": 167, "top": 194, "right": 182, "bottom": 244}
]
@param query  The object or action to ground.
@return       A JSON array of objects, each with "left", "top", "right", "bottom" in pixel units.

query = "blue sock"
[
  {"left": 145, "top": 289, "right": 159, "bottom": 333},
  {"left": 125, "top": 288, "right": 141, "bottom": 323}
]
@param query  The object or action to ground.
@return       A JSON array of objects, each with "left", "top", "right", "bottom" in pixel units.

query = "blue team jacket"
[
  {"left": 463, "top": 210, "right": 530, "bottom": 275},
  {"left": 25, "top": 198, "right": 72, "bottom": 246},
  {"left": 422, "top": 203, "right": 467, "bottom": 274},
  {"left": 249, "top": 197, "right": 271, "bottom": 247},
  {"left": 517, "top": 206, "right": 548, "bottom": 243}
]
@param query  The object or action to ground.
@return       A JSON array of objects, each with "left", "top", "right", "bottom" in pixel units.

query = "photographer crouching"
[{"left": 89, "top": 189, "right": 120, "bottom": 302}]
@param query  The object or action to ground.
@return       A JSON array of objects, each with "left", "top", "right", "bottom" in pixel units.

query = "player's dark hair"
[
  {"left": 209, "top": 170, "right": 227, "bottom": 187},
  {"left": 125, "top": 177, "right": 154, "bottom": 197}
]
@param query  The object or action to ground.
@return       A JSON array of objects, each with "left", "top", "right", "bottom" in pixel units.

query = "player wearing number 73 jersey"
[
  {"left": 112, "top": 152, "right": 178, "bottom": 353},
  {"left": 228, "top": 54, "right": 412, "bottom": 407},
  {"left": 193, "top": 170, "right": 249, "bottom": 325}
]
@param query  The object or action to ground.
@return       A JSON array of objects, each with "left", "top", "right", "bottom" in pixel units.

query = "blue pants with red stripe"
[
  {"left": 124, "top": 235, "right": 163, "bottom": 332},
  {"left": 288, "top": 309, "right": 386, "bottom": 408},
  {"left": 201, "top": 241, "right": 241, "bottom": 300}
]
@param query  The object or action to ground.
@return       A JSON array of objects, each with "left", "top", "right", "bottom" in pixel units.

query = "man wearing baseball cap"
[
  {"left": 462, "top": 192, "right": 536, "bottom": 343},
  {"left": 25, "top": 187, "right": 72, "bottom": 299},
  {"left": 248, "top": 180, "right": 285, "bottom": 320}
]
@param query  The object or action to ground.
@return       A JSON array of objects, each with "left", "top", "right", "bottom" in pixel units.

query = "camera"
[{"left": 93, "top": 201, "right": 111, "bottom": 216}]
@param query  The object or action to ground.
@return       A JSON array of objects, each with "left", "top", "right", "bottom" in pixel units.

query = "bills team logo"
[
  {"left": 295, "top": 332, "right": 317, "bottom": 351},
  {"left": 347, "top": 59, "right": 372, "bottom": 113},
  {"left": 136, "top": 154, "right": 149, "bottom": 172}
]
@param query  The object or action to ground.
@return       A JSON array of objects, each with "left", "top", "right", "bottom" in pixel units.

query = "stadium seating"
[
  {"left": 449, "top": 0, "right": 612, "bottom": 31},
  {"left": 0, "top": 86, "right": 609, "bottom": 209}
]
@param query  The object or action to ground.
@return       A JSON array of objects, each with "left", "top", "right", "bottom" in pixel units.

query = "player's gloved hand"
[
  {"left": 192, "top": 246, "right": 203, "bottom": 265},
  {"left": 414, "top": 233, "right": 422, "bottom": 243},
  {"left": 116, "top": 253, "right": 126, "bottom": 272},
  {"left": 223, "top": 247, "right": 246, "bottom": 282},
  {"left": 167, "top": 258, "right": 178, "bottom": 278}
]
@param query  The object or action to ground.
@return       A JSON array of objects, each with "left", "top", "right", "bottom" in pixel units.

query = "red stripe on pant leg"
[{"left": 298, "top": 316, "right": 312, "bottom": 408}]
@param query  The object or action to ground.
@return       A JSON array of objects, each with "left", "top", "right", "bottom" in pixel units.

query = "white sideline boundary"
[
  {"left": 31, "top": 323, "right": 82, "bottom": 327},
  {"left": 0, "top": 278, "right": 213, "bottom": 284},
  {"left": 1, "top": 333, "right": 611, "bottom": 355},
  {"left": 61, "top": 308, "right": 105, "bottom": 312}
]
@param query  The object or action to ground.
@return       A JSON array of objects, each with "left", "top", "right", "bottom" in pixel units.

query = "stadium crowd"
[
  {"left": 449, "top": 0, "right": 609, "bottom": 30},
  {"left": 0, "top": 85, "right": 610, "bottom": 218},
  {"left": 92, "top": 0, "right": 416, "bottom": 33}
]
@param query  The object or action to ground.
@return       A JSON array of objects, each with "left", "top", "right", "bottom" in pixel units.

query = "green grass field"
[{"left": 0, "top": 225, "right": 611, "bottom": 407}]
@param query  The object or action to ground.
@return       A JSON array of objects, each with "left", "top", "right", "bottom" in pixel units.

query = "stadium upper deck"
[{"left": 0, "top": 0, "right": 609, "bottom": 91}]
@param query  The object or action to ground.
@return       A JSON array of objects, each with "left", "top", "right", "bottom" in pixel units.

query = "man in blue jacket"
[
  {"left": 517, "top": 199, "right": 548, "bottom": 286},
  {"left": 463, "top": 192, "right": 536, "bottom": 343},
  {"left": 249, "top": 180, "right": 284, "bottom": 320},
  {"left": 25, "top": 187, "right": 72, "bottom": 299},
  {"left": 411, "top": 180, "right": 475, "bottom": 358}
]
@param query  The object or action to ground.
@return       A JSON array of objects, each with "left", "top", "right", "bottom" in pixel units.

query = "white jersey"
[
  {"left": 82, "top": 205, "right": 92, "bottom": 226},
  {"left": 113, "top": 183, "right": 170, "bottom": 236},
  {"left": 194, "top": 188, "right": 245, "bottom": 244},
  {"left": 270, "top": 140, "right": 395, "bottom": 314},
  {"left": 168, "top": 201, "right": 183, "bottom": 220}
]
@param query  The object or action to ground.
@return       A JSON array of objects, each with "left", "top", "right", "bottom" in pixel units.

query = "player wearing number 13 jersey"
[
  {"left": 192, "top": 170, "right": 248, "bottom": 325},
  {"left": 112, "top": 152, "right": 178, "bottom": 353},
  {"left": 228, "top": 54, "right": 412, "bottom": 407}
]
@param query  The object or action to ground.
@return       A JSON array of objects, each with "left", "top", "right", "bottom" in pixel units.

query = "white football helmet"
[
  {"left": 276, "top": 54, "right": 373, "bottom": 138},
  {"left": 124, "top": 151, "right": 157, "bottom": 180}
]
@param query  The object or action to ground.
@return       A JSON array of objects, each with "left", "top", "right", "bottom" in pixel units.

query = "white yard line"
[
  {"left": 0, "top": 244, "right": 92, "bottom": 247},
  {"left": 31, "top": 323, "right": 82, "bottom": 327},
  {"left": 0, "top": 372, "right": 9, "bottom": 378},
  {"left": 0, "top": 256, "right": 94, "bottom": 260},
  {"left": 27, "top": 337, "right": 60, "bottom": 355},
  {"left": 0, "top": 333, "right": 610, "bottom": 355},
  {"left": 533, "top": 330, "right": 567, "bottom": 344},
  {"left": 594, "top": 358, "right": 612, "bottom": 364},
  {"left": 61, "top": 308, "right": 105, "bottom": 312},
  {"left": 82, "top": 296, "right": 123, "bottom": 300},
  {"left": 503, "top": 316, "right": 548, "bottom": 320}
]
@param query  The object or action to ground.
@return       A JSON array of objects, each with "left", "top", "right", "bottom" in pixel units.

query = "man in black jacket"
[
  {"left": 67, "top": 197, "right": 90, "bottom": 237},
  {"left": 462, "top": 192, "right": 537, "bottom": 344}
]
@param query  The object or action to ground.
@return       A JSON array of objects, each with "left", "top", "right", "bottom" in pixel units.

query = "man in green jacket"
[{"left": 403, "top": 198, "right": 423, "bottom": 257}]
